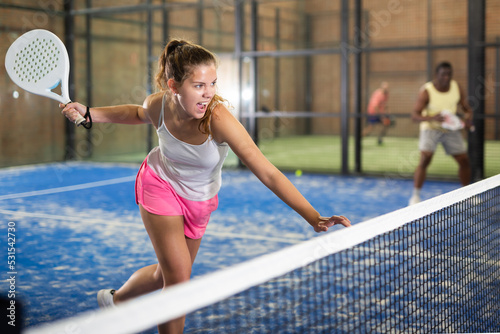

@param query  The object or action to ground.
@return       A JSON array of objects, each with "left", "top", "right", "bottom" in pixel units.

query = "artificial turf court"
[{"left": 257, "top": 135, "right": 500, "bottom": 178}]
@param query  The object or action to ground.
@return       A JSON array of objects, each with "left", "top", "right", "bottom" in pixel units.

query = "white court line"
[
  {"left": 0, "top": 175, "right": 135, "bottom": 200},
  {"left": 0, "top": 209, "right": 138, "bottom": 227},
  {"left": 0, "top": 208, "right": 303, "bottom": 244}
]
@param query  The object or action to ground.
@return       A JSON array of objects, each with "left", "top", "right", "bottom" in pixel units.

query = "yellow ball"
[{"left": 295, "top": 169, "right": 303, "bottom": 177}]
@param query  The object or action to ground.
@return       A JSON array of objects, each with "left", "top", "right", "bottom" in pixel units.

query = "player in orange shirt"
[{"left": 363, "top": 81, "right": 391, "bottom": 145}]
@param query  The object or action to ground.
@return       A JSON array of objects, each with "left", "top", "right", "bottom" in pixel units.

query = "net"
[{"left": 26, "top": 174, "right": 500, "bottom": 334}]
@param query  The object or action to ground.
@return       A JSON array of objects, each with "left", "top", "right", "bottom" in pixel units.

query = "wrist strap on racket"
[{"left": 82, "top": 106, "right": 92, "bottom": 129}]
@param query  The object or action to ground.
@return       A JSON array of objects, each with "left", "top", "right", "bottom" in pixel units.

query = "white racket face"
[
  {"left": 5, "top": 29, "right": 70, "bottom": 105},
  {"left": 441, "top": 109, "right": 464, "bottom": 131}
]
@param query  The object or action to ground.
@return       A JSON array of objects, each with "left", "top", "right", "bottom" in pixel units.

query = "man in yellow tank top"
[{"left": 409, "top": 62, "right": 473, "bottom": 205}]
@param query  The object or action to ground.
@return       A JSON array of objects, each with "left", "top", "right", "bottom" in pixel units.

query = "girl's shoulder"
[
  {"left": 211, "top": 99, "right": 234, "bottom": 123},
  {"left": 210, "top": 99, "right": 242, "bottom": 143},
  {"left": 211, "top": 96, "right": 233, "bottom": 116},
  {"left": 144, "top": 91, "right": 166, "bottom": 108},
  {"left": 143, "top": 91, "right": 167, "bottom": 128}
]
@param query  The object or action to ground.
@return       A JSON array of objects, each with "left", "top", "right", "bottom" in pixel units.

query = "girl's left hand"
[{"left": 313, "top": 215, "right": 351, "bottom": 233}]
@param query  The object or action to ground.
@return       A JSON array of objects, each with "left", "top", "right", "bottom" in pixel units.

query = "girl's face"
[{"left": 173, "top": 64, "right": 217, "bottom": 120}]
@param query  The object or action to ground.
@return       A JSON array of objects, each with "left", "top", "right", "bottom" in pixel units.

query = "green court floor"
[{"left": 89, "top": 135, "right": 499, "bottom": 179}]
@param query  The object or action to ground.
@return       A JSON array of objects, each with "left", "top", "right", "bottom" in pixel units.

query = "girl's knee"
[
  {"left": 153, "top": 264, "right": 164, "bottom": 285},
  {"left": 163, "top": 272, "right": 190, "bottom": 288},
  {"left": 160, "top": 264, "right": 191, "bottom": 287}
]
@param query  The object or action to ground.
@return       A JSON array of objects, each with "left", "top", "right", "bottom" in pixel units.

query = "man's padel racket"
[
  {"left": 5, "top": 29, "right": 89, "bottom": 128},
  {"left": 440, "top": 109, "right": 464, "bottom": 131}
]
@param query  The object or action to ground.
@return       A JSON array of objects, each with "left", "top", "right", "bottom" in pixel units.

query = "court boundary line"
[
  {"left": 0, "top": 161, "right": 140, "bottom": 174},
  {"left": 0, "top": 175, "right": 135, "bottom": 200}
]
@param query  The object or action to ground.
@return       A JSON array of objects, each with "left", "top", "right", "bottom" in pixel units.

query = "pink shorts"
[{"left": 135, "top": 159, "right": 218, "bottom": 239}]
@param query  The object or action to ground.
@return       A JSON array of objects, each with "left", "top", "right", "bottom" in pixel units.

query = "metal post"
[
  {"left": 304, "top": 13, "right": 312, "bottom": 134},
  {"left": 274, "top": 8, "right": 280, "bottom": 138},
  {"left": 340, "top": 0, "right": 350, "bottom": 175},
  {"left": 496, "top": 36, "right": 500, "bottom": 140},
  {"left": 85, "top": 0, "right": 93, "bottom": 158},
  {"left": 250, "top": 0, "right": 258, "bottom": 143},
  {"left": 426, "top": 0, "right": 433, "bottom": 81},
  {"left": 163, "top": 0, "right": 169, "bottom": 44},
  {"left": 354, "top": 0, "right": 362, "bottom": 173},
  {"left": 146, "top": 0, "right": 153, "bottom": 152},
  {"left": 64, "top": 0, "right": 76, "bottom": 160},
  {"left": 235, "top": 0, "right": 244, "bottom": 168},
  {"left": 363, "top": 12, "right": 370, "bottom": 121},
  {"left": 197, "top": 0, "right": 203, "bottom": 44},
  {"left": 235, "top": 0, "right": 243, "bottom": 119},
  {"left": 467, "top": 0, "right": 485, "bottom": 182}
]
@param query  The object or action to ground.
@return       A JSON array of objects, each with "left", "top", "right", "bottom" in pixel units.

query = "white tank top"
[{"left": 147, "top": 94, "right": 229, "bottom": 201}]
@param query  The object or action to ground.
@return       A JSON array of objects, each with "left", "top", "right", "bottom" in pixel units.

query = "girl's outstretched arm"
[
  {"left": 60, "top": 92, "right": 165, "bottom": 125},
  {"left": 211, "top": 104, "right": 351, "bottom": 232}
]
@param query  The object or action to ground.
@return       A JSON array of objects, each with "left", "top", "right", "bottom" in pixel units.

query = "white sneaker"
[
  {"left": 97, "top": 289, "right": 116, "bottom": 308},
  {"left": 409, "top": 194, "right": 421, "bottom": 206}
]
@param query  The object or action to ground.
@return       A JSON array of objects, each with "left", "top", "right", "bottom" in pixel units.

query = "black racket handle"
[{"left": 76, "top": 106, "right": 92, "bottom": 129}]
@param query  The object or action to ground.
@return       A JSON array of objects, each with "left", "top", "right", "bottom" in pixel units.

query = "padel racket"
[
  {"left": 5, "top": 29, "right": 89, "bottom": 128},
  {"left": 440, "top": 109, "right": 464, "bottom": 131}
]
